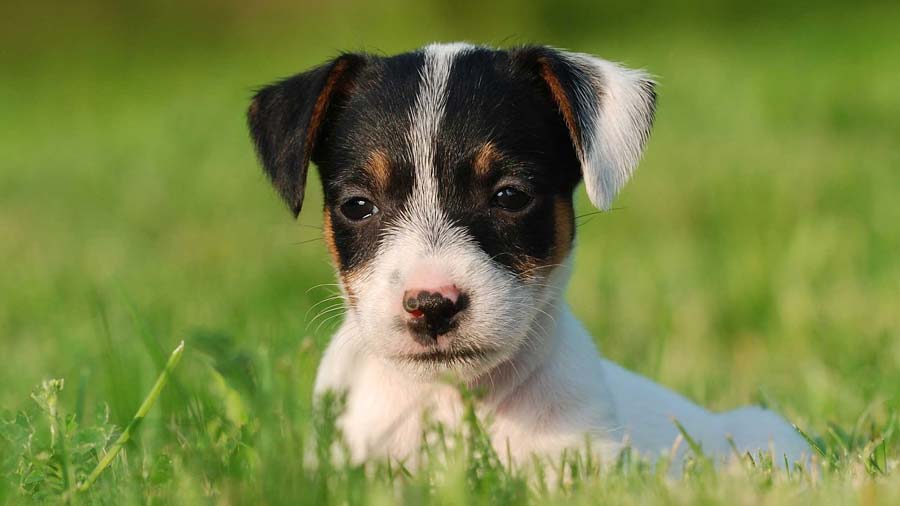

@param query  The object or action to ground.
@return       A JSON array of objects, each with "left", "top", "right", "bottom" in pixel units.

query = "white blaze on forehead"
[
  {"left": 400, "top": 42, "right": 474, "bottom": 250},
  {"left": 408, "top": 42, "right": 473, "bottom": 202}
]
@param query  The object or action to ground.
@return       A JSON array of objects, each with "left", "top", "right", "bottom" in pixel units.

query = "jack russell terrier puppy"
[{"left": 247, "top": 42, "right": 810, "bottom": 468}]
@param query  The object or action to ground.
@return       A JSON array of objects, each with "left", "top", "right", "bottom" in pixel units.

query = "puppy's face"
[{"left": 249, "top": 43, "right": 655, "bottom": 380}]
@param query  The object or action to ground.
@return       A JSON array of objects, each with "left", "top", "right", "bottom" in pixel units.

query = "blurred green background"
[{"left": 1, "top": 0, "right": 899, "bottom": 502}]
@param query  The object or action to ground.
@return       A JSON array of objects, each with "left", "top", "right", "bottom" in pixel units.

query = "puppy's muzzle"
[{"left": 402, "top": 287, "right": 468, "bottom": 345}]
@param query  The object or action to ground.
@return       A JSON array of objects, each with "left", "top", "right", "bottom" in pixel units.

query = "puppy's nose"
[{"left": 402, "top": 286, "right": 467, "bottom": 343}]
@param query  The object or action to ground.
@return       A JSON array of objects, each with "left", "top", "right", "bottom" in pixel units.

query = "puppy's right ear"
[{"left": 247, "top": 54, "right": 365, "bottom": 217}]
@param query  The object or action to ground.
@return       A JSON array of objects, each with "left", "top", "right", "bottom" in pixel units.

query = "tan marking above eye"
[
  {"left": 473, "top": 141, "right": 501, "bottom": 177},
  {"left": 363, "top": 149, "right": 391, "bottom": 189}
]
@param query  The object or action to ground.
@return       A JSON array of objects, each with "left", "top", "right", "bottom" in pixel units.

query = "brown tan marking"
[
  {"left": 322, "top": 210, "right": 358, "bottom": 305},
  {"left": 512, "top": 255, "right": 543, "bottom": 281},
  {"left": 550, "top": 196, "right": 574, "bottom": 265},
  {"left": 363, "top": 149, "right": 391, "bottom": 189},
  {"left": 473, "top": 141, "right": 501, "bottom": 177},
  {"left": 322, "top": 210, "right": 341, "bottom": 268},
  {"left": 513, "top": 196, "right": 575, "bottom": 280},
  {"left": 303, "top": 58, "right": 353, "bottom": 171},
  {"left": 537, "top": 57, "right": 582, "bottom": 155}
]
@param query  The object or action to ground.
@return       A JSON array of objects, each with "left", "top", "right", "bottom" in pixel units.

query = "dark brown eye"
[
  {"left": 492, "top": 187, "right": 532, "bottom": 211},
  {"left": 340, "top": 197, "right": 380, "bottom": 221}
]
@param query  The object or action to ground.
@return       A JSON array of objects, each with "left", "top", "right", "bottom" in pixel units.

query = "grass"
[{"left": 1, "top": 0, "right": 899, "bottom": 504}]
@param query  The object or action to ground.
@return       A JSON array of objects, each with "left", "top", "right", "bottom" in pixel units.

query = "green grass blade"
[
  {"left": 672, "top": 418, "right": 704, "bottom": 458},
  {"left": 793, "top": 424, "right": 827, "bottom": 459},
  {"left": 77, "top": 341, "right": 185, "bottom": 493}
]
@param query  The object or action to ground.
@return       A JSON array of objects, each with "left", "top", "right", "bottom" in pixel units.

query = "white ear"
[
  {"left": 533, "top": 49, "right": 657, "bottom": 210},
  {"left": 567, "top": 54, "right": 656, "bottom": 209}
]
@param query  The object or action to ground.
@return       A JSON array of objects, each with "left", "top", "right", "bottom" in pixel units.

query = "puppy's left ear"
[
  {"left": 514, "top": 47, "right": 657, "bottom": 210},
  {"left": 247, "top": 53, "right": 366, "bottom": 217}
]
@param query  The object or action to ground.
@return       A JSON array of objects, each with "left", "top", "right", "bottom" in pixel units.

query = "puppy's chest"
[
  {"left": 339, "top": 372, "right": 466, "bottom": 463},
  {"left": 337, "top": 359, "right": 620, "bottom": 465}
]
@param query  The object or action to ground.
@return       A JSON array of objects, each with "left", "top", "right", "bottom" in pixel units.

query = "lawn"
[{"left": 1, "top": 1, "right": 898, "bottom": 504}]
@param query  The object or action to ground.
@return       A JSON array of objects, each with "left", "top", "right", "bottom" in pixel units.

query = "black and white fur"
[{"left": 248, "top": 42, "right": 809, "bottom": 468}]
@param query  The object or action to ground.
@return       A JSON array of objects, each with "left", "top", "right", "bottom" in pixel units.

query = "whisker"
[
  {"left": 306, "top": 304, "right": 347, "bottom": 330},
  {"left": 575, "top": 206, "right": 625, "bottom": 220},
  {"left": 305, "top": 283, "right": 342, "bottom": 295},
  {"left": 292, "top": 237, "right": 325, "bottom": 246},
  {"left": 304, "top": 295, "right": 347, "bottom": 321},
  {"left": 575, "top": 216, "right": 599, "bottom": 228},
  {"left": 315, "top": 311, "right": 347, "bottom": 334}
]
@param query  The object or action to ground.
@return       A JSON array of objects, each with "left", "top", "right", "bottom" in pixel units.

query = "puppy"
[{"left": 247, "top": 42, "right": 809, "bottom": 468}]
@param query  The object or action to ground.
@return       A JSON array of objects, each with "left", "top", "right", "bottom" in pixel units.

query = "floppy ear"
[
  {"left": 247, "top": 54, "right": 365, "bottom": 217},
  {"left": 514, "top": 47, "right": 657, "bottom": 210}
]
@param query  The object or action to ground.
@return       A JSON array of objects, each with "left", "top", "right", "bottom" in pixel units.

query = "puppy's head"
[{"left": 248, "top": 43, "right": 655, "bottom": 380}]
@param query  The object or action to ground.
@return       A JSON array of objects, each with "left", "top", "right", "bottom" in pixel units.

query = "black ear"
[
  {"left": 247, "top": 54, "right": 365, "bottom": 217},
  {"left": 512, "top": 46, "right": 657, "bottom": 210}
]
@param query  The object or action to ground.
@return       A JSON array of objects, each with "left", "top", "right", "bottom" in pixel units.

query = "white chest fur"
[{"left": 314, "top": 305, "right": 809, "bottom": 468}]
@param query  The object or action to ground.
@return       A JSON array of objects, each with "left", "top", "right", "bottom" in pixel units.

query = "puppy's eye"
[
  {"left": 340, "top": 197, "right": 380, "bottom": 221},
  {"left": 492, "top": 187, "right": 532, "bottom": 211}
]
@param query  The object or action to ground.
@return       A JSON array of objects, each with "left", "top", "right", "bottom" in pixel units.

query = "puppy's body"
[
  {"left": 249, "top": 42, "right": 809, "bottom": 468},
  {"left": 315, "top": 274, "right": 808, "bottom": 466}
]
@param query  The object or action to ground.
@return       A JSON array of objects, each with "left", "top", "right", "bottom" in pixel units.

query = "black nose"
[{"left": 403, "top": 290, "right": 468, "bottom": 344}]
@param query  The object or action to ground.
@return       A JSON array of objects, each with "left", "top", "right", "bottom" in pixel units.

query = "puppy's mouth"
[{"left": 396, "top": 346, "right": 496, "bottom": 364}]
